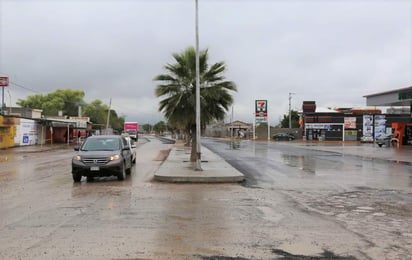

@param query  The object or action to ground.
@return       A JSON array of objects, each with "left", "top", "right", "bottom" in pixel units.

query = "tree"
[
  {"left": 18, "top": 89, "right": 125, "bottom": 132},
  {"left": 17, "top": 89, "right": 85, "bottom": 116},
  {"left": 83, "top": 100, "right": 125, "bottom": 133},
  {"left": 141, "top": 123, "right": 152, "bottom": 133},
  {"left": 83, "top": 100, "right": 108, "bottom": 127},
  {"left": 108, "top": 109, "right": 125, "bottom": 133},
  {"left": 280, "top": 110, "right": 300, "bottom": 128},
  {"left": 153, "top": 120, "right": 167, "bottom": 134},
  {"left": 154, "top": 47, "right": 237, "bottom": 162}
]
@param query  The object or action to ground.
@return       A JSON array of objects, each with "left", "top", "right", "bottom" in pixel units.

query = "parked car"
[
  {"left": 273, "top": 133, "right": 295, "bottom": 141},
  {"left": 71, "top": 135, "right": 133, "bottom": 182}
]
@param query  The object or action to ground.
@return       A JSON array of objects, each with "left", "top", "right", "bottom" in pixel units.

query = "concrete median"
[{"left": 154, "top": 144, "right": 245, "bottom": 183}]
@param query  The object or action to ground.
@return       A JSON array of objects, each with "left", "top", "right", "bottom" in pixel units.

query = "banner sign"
[
  {"left": 363, "top": 115, "right": 373, "bottom": 137},
  {"left": 17, "top": 119, "right": 38, "bottom": 145},
  {"left": 305, "top": 123, "right": 332, "bottom": 130},
  {"left": 374, "top": 115, "right": 386, "bottom": 139},
  {"left": 344, "top": 117, "right": 356, "bottom": 129},
  {"left": 255, "top": 100, "right": 267, "bottom": 123}
]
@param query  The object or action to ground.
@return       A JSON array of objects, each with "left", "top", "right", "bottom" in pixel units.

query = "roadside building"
[
  {"left": 301, "top": 86, "right": 412, "bottom": 144},
  {"left": 0, "top": 108, "right": 92, "bottom": 148}
]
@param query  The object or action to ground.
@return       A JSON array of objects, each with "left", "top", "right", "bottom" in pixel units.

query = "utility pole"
[
  {"left": 289, "top": 92, "right": 295, "bottom": 129},
  {"left": 106, "top": 98, "right": 112, "bottom": 130},
  {"left": 194, "top": 0, "right": 202, "bottom": 171},
  {"left": 7, "top": 90, "right": 11, "bottom": 115}
]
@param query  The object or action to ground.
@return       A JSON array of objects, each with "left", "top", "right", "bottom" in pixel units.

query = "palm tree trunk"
[{"left": 185, "top": 127, "right": 191, "bottom": 147}]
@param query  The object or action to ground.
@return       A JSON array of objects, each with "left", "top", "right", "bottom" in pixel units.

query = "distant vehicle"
[
  {"left": 71, "top": 135, "right": 133, "bottom": 182},
  {"left": 124, "top": 122, "right": 139, "bottom": 141},
  {"left": 273, "top": 133, "right": 295, "bottom": 141}
]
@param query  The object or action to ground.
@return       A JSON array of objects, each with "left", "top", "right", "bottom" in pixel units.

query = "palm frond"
[{"left": 154, "top": 46, "right": 237, "bottom": 130}]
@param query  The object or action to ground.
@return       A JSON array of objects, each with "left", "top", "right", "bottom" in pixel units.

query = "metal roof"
[{"left": 363, "top": 86, "right": 412, "bottom": 107}]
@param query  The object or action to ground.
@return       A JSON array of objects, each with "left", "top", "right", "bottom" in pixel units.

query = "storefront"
[
  {"left": 364, "top": 86, "right": 412, "bottom": 146},
  {"left": 302, "top": 106, "right": 411, "bottom": 142},
  {"left": 304, "top": 123, "right": 344, "bottom": 141}
]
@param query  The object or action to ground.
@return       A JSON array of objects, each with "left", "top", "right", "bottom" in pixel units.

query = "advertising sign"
[
  {"left": 374, "top": 115, "right": 386, "bottom": 139},
  {"left": 363, "top": 115, "right": 373, "bottom": 137},
  {"left": 344, "top": 117, "right": 356, "bottom": 129},
  {"left": 15, "top": 119, "right": 39, "bottom": 145},
  {"left": 305, "top": 123, "right": 332, "bottom": 130},
  {"left": 0, "top": 77, "right": 9, "bottom": 87},
  {"left": 255, "top": 100, "right": 267, "bottom": 123}
]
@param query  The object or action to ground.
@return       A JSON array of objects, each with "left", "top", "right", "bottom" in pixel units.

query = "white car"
[{"left": 122, "top": 134, "right": 136, "bottom": 164}]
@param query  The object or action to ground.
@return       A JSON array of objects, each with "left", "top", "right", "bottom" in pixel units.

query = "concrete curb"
[{"left": 154, "top": 145, "right": 245, "bottom": 183}]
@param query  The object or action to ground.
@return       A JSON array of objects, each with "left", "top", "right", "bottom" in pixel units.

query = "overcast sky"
[{"left": 0, "top": 0, "right": 410, "bottom": 125}]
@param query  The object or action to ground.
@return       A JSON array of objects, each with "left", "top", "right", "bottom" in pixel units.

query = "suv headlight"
[
  {"left": 110, "top": 154, "right": 121, "bottom": 161},
  {"left": 73, "top": 155, "right": 81, "bottom": 161}
]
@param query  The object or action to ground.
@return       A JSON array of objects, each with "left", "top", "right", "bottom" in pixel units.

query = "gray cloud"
[{"left": 1, "top": 0, "right": 410, "bottom": 124}]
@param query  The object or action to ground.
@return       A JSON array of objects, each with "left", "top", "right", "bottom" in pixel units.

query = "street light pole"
[
  {"left": 195, "top": 0, "right": 202, "bottom": 171},
  {"left": 106, "top": 98, "right": 112, "bottom": 131},
  {"left": 7, "top": 90, "right": 11, "bottom": 115},
  {"left": 289, "top": 92, "right": 295, "bottom": 129}
]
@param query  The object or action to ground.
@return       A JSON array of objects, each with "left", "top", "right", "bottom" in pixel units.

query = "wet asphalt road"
[
  {"left": 0, "top": 137, "right": 411, "bottom": 260},
  {"left": 202, "top": 138, "right": 412, "bottom": 259}
]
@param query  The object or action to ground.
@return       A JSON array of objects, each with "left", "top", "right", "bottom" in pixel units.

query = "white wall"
[{"left": 15, "top": 119, "right": 40, "bottom": 146}]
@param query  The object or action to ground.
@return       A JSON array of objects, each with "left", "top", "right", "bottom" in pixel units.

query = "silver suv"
[{"left": 71, "top": 135, "right": 133, "bottom": 182}]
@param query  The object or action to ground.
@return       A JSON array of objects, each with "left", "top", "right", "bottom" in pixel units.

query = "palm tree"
[{"left": 154, "top": 47, "right": 237, "bottom": 162}]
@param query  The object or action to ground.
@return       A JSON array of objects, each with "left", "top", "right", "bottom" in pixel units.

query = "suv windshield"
[{"left": 81, "top": 138, "right": 120, "bottom": 151}]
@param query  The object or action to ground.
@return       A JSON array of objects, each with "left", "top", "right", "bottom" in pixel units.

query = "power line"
[
  {"left": 9, "top": 81, "right": 41, "bottom": 94},
  {"left": 6, "top": 79, "right": 150, "bottom": 119}
]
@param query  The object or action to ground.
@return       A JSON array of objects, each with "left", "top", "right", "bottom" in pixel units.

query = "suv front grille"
[{"left": 82, "top": 158, "right": 109, "bottom": 165}]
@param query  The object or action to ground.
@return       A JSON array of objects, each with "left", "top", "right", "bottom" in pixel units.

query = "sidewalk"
[{"left": 6, "top": 143, "right": 73, "bottom": 152}]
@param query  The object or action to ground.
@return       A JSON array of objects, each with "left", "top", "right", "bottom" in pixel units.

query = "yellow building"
[{"left": 0, "top": 115, "right": 16, "bottom": 149}]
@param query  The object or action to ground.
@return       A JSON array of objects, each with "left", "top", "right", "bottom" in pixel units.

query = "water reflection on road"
[
  {"left": 282, "top": 154, "right": 316, "bottom": 174},
  {"left": 204, "top": 139, "right": 412, "bottom": 190},
  {"left": 202, "top": 138, "right": 412, "bottom": 259}
]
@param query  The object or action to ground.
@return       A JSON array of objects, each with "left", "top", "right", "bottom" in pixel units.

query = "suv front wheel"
[
  {"left": 117, "top": 162, "right": 126, "bottom": 181},
  {"left": 73, "top": 173, "right": 82, "bottom": 183}
]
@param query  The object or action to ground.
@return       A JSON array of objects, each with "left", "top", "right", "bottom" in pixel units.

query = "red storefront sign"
[{"left": 0, "top": 77, "right": 9, "bottom": 87}]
